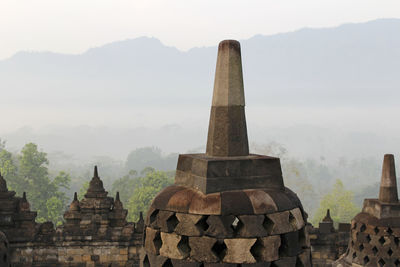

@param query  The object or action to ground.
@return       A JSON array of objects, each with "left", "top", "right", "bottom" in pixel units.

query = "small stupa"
[
  {"left": 141, "top": 40, "right": 312, "bottom": 266},
  {"left": 335, "top": 154, "right": 400, "bottom": 266}
]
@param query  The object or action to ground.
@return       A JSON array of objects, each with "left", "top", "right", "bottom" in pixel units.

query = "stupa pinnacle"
[
  {"left": 207, "top": 40, "right": 248, "bottom": 157},
  {"left": 379, "top": 154, "right": 398, "bottom": 203}
]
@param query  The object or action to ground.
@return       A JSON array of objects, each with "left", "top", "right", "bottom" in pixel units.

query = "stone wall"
[{"left": 0, "top": 168, "right": 144, "bottom": 267}]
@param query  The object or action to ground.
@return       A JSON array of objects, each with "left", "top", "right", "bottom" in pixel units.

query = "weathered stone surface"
[
  {"left": 223, "top": 238, "right": 256, "bottom": 263},
  {"left": 268, "top": 211, "right": 292, "bottom": 234},
  {"left": 189, "top": 236, "right": 219, "bottom": 262},
  {"left": 251, "top": 235, "right": 280, "bottom": 262},
  {"left": 205, "top": 215, "right": 235, "bottom": 238},
  {"left": 159, "top": 232, "right": 190, "bottom": 260},
  {"left": 174, "top": 213, "right": 205, "bottom": 237},
  {"left": 236, "top": 215, "right": 268, "bottom": 237}
]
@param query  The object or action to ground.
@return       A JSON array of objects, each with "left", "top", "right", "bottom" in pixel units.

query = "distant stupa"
[
  {"left": 140, "top": 40, "right": 312, "bottom": 266},
  {"left": 334, "top": 154, "right": 400, "bottom": 266}
]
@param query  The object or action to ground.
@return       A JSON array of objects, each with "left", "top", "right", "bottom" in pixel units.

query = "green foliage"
[
  {"left": 0, "top": 142, "right": 71, "bottom": 224},
  {"left": 312, "top": 179, "right": 360, "bottom": 225},
  {"left": 126, "top": 169, "right": 174, "bottom": 222},
  {"left": 110, "top": 170, "right": 139, "bottom": 203},
  {"left": 78, "top": 181, "right": 89, "bottom": 200}
]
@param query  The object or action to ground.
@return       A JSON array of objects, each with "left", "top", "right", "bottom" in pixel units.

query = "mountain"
[{"left": 1, "top": 18, "right": 400, "bottom": 110}]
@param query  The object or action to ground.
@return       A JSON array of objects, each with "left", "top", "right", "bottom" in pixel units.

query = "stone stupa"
[
  {"left": 141, "top": 40, "right": 312, "bottom": 266},
  {"left": 335, "top": 154, "right": 400, "bottom": 267}
]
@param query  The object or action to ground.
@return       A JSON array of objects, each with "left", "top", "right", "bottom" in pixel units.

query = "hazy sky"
[{"left": 1, "top": 0, "right": 400, "bottom": 60}]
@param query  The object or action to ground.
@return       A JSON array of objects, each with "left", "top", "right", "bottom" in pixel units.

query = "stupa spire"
[
  {"left": 322, "top": 209, "right": 333, "bottom": 223},
  {"left": 0, "top": 171, "right": 8, "bottom": 192},
  {"left": 206, "top": 40, "right": 249, "bottom": 157},
  {"left": 85, "top": 166, "right": 106, "bottom": 197},
  {"left": 379, "top": 154, "right": 398, "bottom": 203}
]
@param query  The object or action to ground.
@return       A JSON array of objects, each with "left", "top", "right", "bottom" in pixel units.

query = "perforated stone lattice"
[
  {"left": 344, "top": 218, "right": 400, "bottom": 266},
  {"left": 142, "top": 207, "right": 310, "bottom": 266}
]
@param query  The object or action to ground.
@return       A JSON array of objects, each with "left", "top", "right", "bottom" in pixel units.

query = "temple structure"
[
  {"left": 334, "top": 154, "right": 400, "bottom": 266},
  {"left": 0, "top": 167, "right": 143, "bottom": 267},
  {"left": 309, "top": 210, "right": 351, "bottom": 267},
  {"left": 141, "top": 40, "right": 312, "bottom": 266}
]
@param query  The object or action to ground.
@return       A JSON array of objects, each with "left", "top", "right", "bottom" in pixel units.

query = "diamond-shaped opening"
[
  {"left": 250, "top": 238, "right": 263, "bottom": 261},
  {"left": 231, "top": 216, "right": 243, "bottom": 233},
  {"left": 388, "top": 248, "right": 393, "bottom": 256},
  {"left": 166, "top": 213, "right": 179, "bottom": 232},
  {"left": 360, "top": 224, "right": 366, "bottom": 232},
  {"left": 395, "top": 237, "right": 400, "bottom": 246},
  {"left": 372, "top": 246, "right": 378, "bottom": 255},
  {"left": 212, "top": 240, "right": 227, "bottom": 260},
  {"left": 153, "top": 231, "right": 162, "bottom": 254},
  {"left": 263, "top": 215, "right": 274, "bottom": 234},
  {"left": 352, "top": 222, "right": 357, "bottom": 229},
  {"left": 351, "top": 240, "right": 354, "bottom": 246},
  {"left": 352, "top": 252, "right": 357, "bottom": 259},
  {"left": 150, "top": 209, "right": 159, "bottom": 224},
  {"left": 366, "top": 234, "right": 371, "bottom": 243},
  {"left": 387, "top": 227, "right": 393, "bottom": 235},
  {"left": 395, "top": 259, "right": 400, "bottom": 266},
  {"left": 363, "top": 256, "right": 369, "bottom": 264},
  {"left": 378, "top": 258, "right": 386, "bottom": 267},
  {"left": 374, "top": 226, "right": 380, "bottom": 234},
  {"left": 177, "top": 235, "right": 191, "bottom": 256},
  {"left": 379, "top": 236, "right": 386, "bottom": 245},
  {"left": 359, "top": 244, "right": 364, "bottom": 252},
  {"left": 143, "top": 255, "right": 150, "bottom": 267},
  {"left": 195, "top": 215, "right": 209, "bottom": 232},
  {"left": 162, "top": 259, "right": 173, "bottom": 267}
]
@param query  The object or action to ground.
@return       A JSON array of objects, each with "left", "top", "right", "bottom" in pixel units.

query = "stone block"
[
  {"left": 159, "top": 232, "right": 190, "bottom": 260},
  {"left": 223, "top": 238, "right": 256, "bottom": 263},
  {"left": 236, "top": 215, "right": 268, "bottom": 237},
  {"left": 251, "top": 235, "right": 280, "bottom": 262},
  {"left": 290, "top": 208, "right": 305, "bottom": 231},
  {"left": 205, "top": 215, "right": 235, "bottom": 238},
  {"left": 174, "top": 213, "right": 205, "bottom": 236},
  {"left": 268, "top": 211, "right": 292, "bottom": 234},
  {"left": 189, "top": 236, "right": 219, "bottom": 262}
]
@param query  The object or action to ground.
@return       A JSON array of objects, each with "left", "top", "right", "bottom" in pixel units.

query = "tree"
[
  {"left": 127, "top": 170, "right": 174, "bottom": 222},
  {"left": 16, "top": 143, "right": 71, "bottom": 223},
  {"left": 110, "top": 170, "right": 139, "bottom": 203},
  {"left": 78, "top": 181, "right": 89, "bottom": 200},
  {"left": 0, "top": 148, "right": 19, "bottom": 191},
  {"left": 312, "top": 179, "right": 360, "bottom": 226}
]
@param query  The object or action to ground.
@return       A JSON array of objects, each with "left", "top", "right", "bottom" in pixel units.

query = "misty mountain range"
[
  {"left": 1, "top": 19, "right": 400, "bottom": 164},
  {"left": 1, "top": 18, "right": 400, "bottom": 109}
]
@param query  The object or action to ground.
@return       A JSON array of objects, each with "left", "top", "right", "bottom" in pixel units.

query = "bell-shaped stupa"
[
  {"left": 335, "top": 154, "right": 400, "bottom": 266},
  {"left": 141, "top": 40, "right": 312, "bottom": 266}
]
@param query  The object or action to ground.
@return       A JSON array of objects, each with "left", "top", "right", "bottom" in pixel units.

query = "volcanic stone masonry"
[
  {"left": 0, "top": 167, "right": 144, "bottom": 267},
  {"left": 141, "top": 40, "right": 312, "bottom": 266},
  {"left": 334, "top": 154, "right": 400, "bottom": 267}
]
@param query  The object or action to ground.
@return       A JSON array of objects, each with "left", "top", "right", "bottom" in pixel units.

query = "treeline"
[{"left": 0, "top": 140, "right": 382, "bottom": 227}]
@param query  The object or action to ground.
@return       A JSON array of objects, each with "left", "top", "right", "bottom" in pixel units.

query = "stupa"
[
  {"left": 335, "top": 154, "right": 400, "bottom": 266},
  {"left": 141, "top": 40, "right": 312, "bottom": 266}
]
